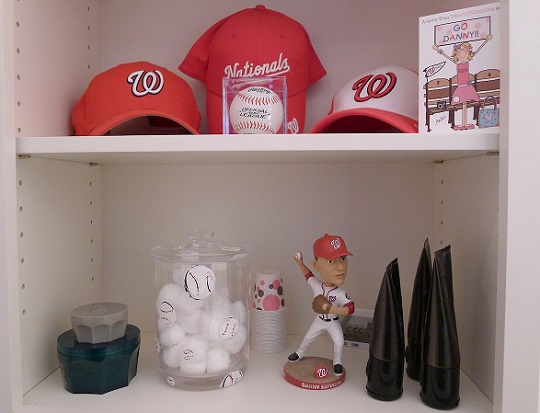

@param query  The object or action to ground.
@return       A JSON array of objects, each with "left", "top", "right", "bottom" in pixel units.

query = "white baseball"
[
  {"left": 229, "top": 86, "right": 283, "bottom": 134},
  {"left": 184, "top": 265, "right": 216, "bottom": 300},
  {"left": 220, "top": 370, "right": 243, "bottom": 388},
  {"left": 156, "top": 282, "right": 184, "bottom": 325},
  {"left": 157, "top": 300, "right": 177, "bottom": 328},
  {"left": 224, "top": 324, "right": 247, "bottom": 354},
  {"left": 180, "top": 335, "right": 209, "bottom": 362},
  {"left": 219, "top": 316, "right": 239, "bottom": 340}
]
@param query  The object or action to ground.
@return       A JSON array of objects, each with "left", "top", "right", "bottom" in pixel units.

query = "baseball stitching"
[
  {"left": 221, "top": 316, "right": 238, "bottom": 338},
  {"left": 237, "top": 90, "right": 280, "bottom": 106},
  {"left": 205, "top": 274, "right": 213, "bottom": 292},
  {"left": 188, "top": 271, "right": 200, "bottom": 294},
  {"left": 233, "top": 121, "right": 276, "bottom": 134}
]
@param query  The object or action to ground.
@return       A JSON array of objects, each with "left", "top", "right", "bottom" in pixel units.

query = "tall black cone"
[
  {"left": 420, "top": 245, "right": 460, "bottom": 409},
  {"left": 366, "top": 258, "right": 404, "bottom": 401},
  {"left": 406, "top": 238, "right": 432, "bottom": 381}
]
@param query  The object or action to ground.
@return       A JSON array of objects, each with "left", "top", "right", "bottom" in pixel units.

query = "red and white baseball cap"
[
  {"left": 313, "top": 234, "right": 353, "bottom": 260},
  {"left": 179, "top": 4, "right": 326, "bottom": 134},
  {"left": 72, "top": 61, "right": 201, "bottom": 136},
  {"left": 310, "top": 66, "right": 418, "bottom": 133}
]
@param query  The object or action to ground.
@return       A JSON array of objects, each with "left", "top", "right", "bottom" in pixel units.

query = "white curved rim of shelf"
[{"left": 16, "top": 133, "right": 499, "bottom": 165}]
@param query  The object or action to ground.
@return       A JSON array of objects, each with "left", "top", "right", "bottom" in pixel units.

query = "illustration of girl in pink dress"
[{"left": 433, "top": 34, "right": 493, "bottom": 131}]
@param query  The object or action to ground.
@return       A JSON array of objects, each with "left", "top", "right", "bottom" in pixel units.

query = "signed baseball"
[
  {"left": 219, "top": 316, "right": 239, "bottom": 340},
  {"left": 229, "top": 86, "right": 283, "bottom": 134}
]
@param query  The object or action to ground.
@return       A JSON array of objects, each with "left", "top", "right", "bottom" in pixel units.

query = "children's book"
[{"left": 419, "top": 3, "right": 500, "bottom": 133}]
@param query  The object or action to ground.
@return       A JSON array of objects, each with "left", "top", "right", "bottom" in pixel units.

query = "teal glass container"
[{"left": 57, "top": 324, "right": 140, "bottom": 394}]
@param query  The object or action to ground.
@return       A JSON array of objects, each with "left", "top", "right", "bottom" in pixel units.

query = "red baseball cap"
[
  {"left": 72, "top": 61, "right": 201, "bottom": 136},
  {"left": 310, "top": 66, "right": 418, "bottom": 133},
  {"left": 313, "top": 234, "right": 353, "bottom": 260},
  {"left": 179, "top": 5, "right": 326, "bottom": 134}
]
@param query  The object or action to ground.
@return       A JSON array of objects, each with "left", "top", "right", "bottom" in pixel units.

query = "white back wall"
[{"left": 101, "top": 162, "right": 433, "bottom": 334}]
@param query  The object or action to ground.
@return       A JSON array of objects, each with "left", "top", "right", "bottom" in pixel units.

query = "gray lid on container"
[{"left": 71, "top": 302, "right": 128, "bottom": 344}]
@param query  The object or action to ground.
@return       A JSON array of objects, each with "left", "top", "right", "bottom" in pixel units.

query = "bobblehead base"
[{"left": 283, "top": 356, "right": 345, "bottom": 390}]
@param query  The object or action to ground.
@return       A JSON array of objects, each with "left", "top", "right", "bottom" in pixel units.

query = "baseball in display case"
[
  {"left": 419, "top": 2, "right": 501, "bottom": 133},
  {"left": 223, "top": 76, "right": 287, "bottom": 134}
]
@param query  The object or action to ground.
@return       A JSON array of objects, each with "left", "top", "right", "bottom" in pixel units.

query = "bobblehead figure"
[{"left": 284, "top": 234, "right": 355, "bottom": 387}]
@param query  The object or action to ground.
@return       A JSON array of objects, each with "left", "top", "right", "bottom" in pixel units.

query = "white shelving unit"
[{"left": 1, "top": 1, "right": 539, "bottom": 413}]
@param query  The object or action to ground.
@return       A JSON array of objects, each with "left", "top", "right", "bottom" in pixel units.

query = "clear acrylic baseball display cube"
[
  {"left": 223, "top": 76, "right": 287, "bottom": 134},
  {"left": 150, "top": 230, "right": 251, "bottom": 390}
]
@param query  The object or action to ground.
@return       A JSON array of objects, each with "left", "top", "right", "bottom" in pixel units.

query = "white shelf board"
[
  {"left": 21, "top": 333, "right": 492, "bottom": 413},
  {"left": 16, "top": 133, "right": 500, "bottom": 165}
]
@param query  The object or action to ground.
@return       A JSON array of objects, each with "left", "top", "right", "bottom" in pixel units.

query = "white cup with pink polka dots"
[
  {"left": 250, "top": 270, "right": 287, "bottom": 353},
  {"left": 251, "top": 270, "right": 285, "bottom": 311}
]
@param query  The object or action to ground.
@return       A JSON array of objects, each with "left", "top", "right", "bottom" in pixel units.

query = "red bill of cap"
[{"left": 72, "top": 61, "right": 201, "bottom": 136}]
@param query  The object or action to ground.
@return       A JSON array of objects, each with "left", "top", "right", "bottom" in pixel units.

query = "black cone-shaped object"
[
  {"left": 406, "top": 238, "right": 432, "bottom": 381},
  {"left": 420, "top": 245, "right": 460, "bottom": 409},
  {"left": 366, "top": 258, "right": 404, "bottom": 401}
]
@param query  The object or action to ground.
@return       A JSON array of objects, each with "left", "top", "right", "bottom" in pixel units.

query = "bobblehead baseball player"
[{"left": 288, "top": 234, "right": 355, "bottom": 376}]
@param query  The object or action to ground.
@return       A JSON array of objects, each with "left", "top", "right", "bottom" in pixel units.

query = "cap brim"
[
  {"left": 310, "top": 108, "right": 418, "bottom": 134},
  {"left": 206, "top": 88, "right": 307, "bottom": 134},
  {"left": 88, "top": 110, "right": 200, "bottom": 136},
  {"left": 320, "top": 250, "right": 353, "bottom": 259}
]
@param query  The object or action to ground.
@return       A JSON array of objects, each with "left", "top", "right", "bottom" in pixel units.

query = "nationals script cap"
[
  {"left": 179, "top": 4, "right": 326, "bottom": 134},
  {"left": 72, "top": 61, "right": 201, "bottom": 136},
  {"left": 310, "top": 66, "right": 418, "bottom": 133},
  {"left": 313, "top": 234, "right": 353, "bottom": 260}
]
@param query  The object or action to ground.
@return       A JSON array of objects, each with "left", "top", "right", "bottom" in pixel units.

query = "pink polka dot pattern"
[{"left": 252, "top": 273, "right": 285, "bottom": 311}]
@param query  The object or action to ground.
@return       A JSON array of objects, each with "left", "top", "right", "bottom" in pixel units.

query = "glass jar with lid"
[{"left": 151, "top": 230, "right": 251, "bottom": 390}]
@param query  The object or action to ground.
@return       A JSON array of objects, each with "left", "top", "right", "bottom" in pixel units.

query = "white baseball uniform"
[{"left": 295, "top": 272, "right": 354, "bottom": 366}]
